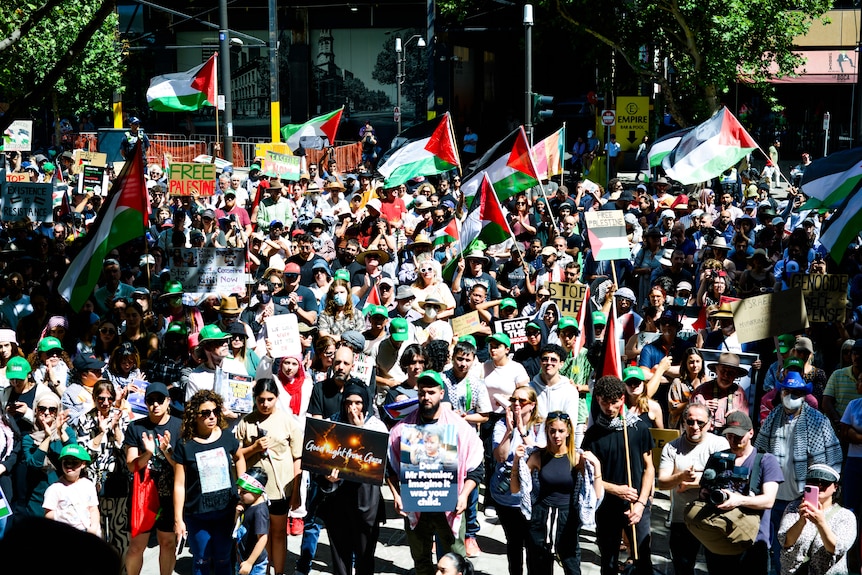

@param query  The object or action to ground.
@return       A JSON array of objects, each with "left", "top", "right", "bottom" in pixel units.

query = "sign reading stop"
[{"left": 601, "top": 109, "right": 616, "bottom": 126}]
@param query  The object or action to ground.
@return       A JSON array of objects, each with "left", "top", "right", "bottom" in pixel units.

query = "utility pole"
[
  {"left": 218, "top": 0, "right": 233, "bottom": 163},
  {"left": 524, "top": 4, "right": 533, "bottom": 144}
]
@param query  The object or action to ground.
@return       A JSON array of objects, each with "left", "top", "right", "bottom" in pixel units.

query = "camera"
[{"left": 700, "top": 451, "right": 750, "bottom": 505}]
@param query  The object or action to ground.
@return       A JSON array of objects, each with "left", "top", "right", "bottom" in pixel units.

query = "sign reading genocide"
[
  {"left": 547, "top": 282, "right": 587, "bottom": 318},
  {"left": 168, "top": 162, "right": 217, "bottom": 196},
  {"left": 789, "top": 274, "right": 849, "bottom": 324},
  {"left": 1, "top": 182, "right": 53, "bottom": 222},
  {"left": 264, "top": 151, "right": 302, "bottom": 181},
  {"left": 168, "top": 248, "right": 245, "bottom": 293},
  {"left": 302, "top": 417, "right": 389, "bottom": 485},
  {"left": 494, "top": 317, "right": 529, "bottom": 351},
  {"left": 732, "top": 288, "right": 808, "bottom": 344}
]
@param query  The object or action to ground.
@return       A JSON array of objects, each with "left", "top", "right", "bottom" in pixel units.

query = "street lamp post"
[{"left": 395, "top": 34, "right": 426, "bottom": 133}]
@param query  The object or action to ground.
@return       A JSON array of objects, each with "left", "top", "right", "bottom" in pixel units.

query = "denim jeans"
[
  {"left": 465, "top": 487, "right": 479, "bottom": 538},
  {"left": 185, "top": 509, "right": 234, "bottom": 575},
  {"left": 296, "top": 480, "right": 323, "bottom": 574}
]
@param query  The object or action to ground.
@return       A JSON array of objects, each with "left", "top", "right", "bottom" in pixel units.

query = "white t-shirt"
[
  {"left": 483, "top": 359, "right": 530, "bottom": 413},
  {"left": 841, "top": 398, "right": 862, "bottom": 459},
  {"left": 659, "top": 432, "right": 730, "bottom": 523},
  {"left": 43, "top": 477, "right": 99, "bottom": 532}
]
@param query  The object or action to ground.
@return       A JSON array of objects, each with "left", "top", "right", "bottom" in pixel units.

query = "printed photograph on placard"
[{"left": 399, "top": 423, "right": 458, "bottom": 512}]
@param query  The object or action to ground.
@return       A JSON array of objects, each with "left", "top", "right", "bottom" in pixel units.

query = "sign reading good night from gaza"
[{"left": 301, "top": 417, "right": 389, "bottom": 485}]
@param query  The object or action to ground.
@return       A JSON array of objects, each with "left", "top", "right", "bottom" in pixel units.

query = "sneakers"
[
  {"left": 288, "top": 517, "right": 304, "bottom": 536},
  {"left": 465, "top": 537, "right": 481, "bottom": 558},
  {"left": 483, "top": 506, "right": 497, "bottom": 518}
]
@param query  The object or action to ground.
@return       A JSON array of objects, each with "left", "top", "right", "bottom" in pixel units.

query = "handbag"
[
  {"left": 683, "top": 499, "right": 761, "bottom": 555},
  {"left": 130, "top": 466, "right": 161, "bottom": 537}
]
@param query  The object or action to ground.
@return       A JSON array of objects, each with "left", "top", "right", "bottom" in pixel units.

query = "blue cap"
[{"left": 129, "top": 116, "right": 141, "bottom": 124}]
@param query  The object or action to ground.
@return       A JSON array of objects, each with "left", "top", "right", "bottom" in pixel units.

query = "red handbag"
[{"left": 130, "top": 466, "right": 160, "bottom": 538}]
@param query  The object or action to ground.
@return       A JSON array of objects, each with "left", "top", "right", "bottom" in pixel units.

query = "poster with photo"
[{"left": 399, "top": 423, "right": 458, "bottom": 512}]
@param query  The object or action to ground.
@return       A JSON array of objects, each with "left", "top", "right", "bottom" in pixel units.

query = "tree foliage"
[
  {"left": 0, "top": 0, "right": 123, "bottom": 132},
  {"left": 371, "top": 30, "right": 429, "bottom": 115}
]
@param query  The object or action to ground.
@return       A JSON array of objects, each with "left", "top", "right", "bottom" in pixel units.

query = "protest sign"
[
  {"left": 301, "top": 417, "right": 389, "bottom": 485},
  {"left": 451, "top": 310, "right": 481, "bottom": 337},
  {"left": 733, "top": 289, "right": 808, "bottom": 344},
  {"left": 5, "top": 172, "right": 30, "bottom": 183},
  {"left": 168, "top": 162, "right": 217, "bottom": 196},
  {"left": 168, "top": 248, "right": 246, "bottom": 293},
  {"left": 1, "top": 182, "right": 53, "bottom": 222},
  {"left": 0, "top": 484, "right": 12, "bottom": 520},
  {"left": 547, "top": 282, "right": 587, "bottom": 318},
  {"left": 351, "top": 352, "right": 374, "bottom": 385},
  {"left": 71, "top": 150, "right": 108, "bottom": 174},
  {"left": 399, "top": 423, "right": 458, "bottom": 511},
  {"left": 789, "top": 274, "right": 848, "bottom": 324},
  {"left": 585, "top": 210, "right": 629, "bottom": 261},
  {"left": 265, "top": 313, "right": 302, "bottom": 358},
  {"left": 77, "top": 164, "right": 107, "bottom": 196},
  {"left": 255, "top": 142, "right": 293, "bottom": 160},
  {"left": 3, "top": 120, "right": 32, "bottom": 152},
  {"left": 698, "top": 348, "right": 761, "bottom": 417},
  {"left": 494, "top": 317, "right": 529, "bottom": 352},
  {"left": 264, "top": 151, "right": 301, "bottom": 181},
  {"left": 223, "top": 372, "right": 255, "bottom": 414},
  {"left": 127, "top": 379, "right": 151, "bottom": 416}
]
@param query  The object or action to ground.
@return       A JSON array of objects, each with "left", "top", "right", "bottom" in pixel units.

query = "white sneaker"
[{"left": 484, "top": 507, "right": 497, "bottom": 518}]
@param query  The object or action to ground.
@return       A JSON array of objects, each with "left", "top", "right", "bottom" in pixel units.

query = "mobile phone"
[
  {"left": 803, "top": 485, "right": 819, "bottom": 507},
  {"left": 176, "top": 534, "right": 187, "bottom": 555}
]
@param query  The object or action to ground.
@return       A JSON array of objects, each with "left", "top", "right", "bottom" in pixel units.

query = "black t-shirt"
[
  {"left": 173, "top": 431, "right": 240, "bottom": 515},
  {"left": 566, "top": 233, "right": 584, "bottom": 252},
  {"left": 307, "top": 378, "right": 345, "bottom": 419},
  {"left": 124, "top": 415, "right": 183, "bottom": 498},
  {"left": 289, "top": 254, "right": 327, "bottom": 287},
  {"left": 272, "top": 285, "right": 318, "bottom": 321},
  {"left": 582, "top": 418, "right": 654, "bottom": 492},
  {"left": 237, "top": 502, "right": 270, "bottom": 565},
  {"left": 7, "top": 386, "right": 37, "bottom": 433},
  {"left": 459, "top": 272, "right": 500, "bottom": 303}
]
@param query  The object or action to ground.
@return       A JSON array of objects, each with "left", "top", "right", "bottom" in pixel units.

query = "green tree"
[
  {"left": 371, "top": 30, "right": 428, "bottom": 117},
  {"left": 0, "top": 0, "right": 123, "bottom": 134}
]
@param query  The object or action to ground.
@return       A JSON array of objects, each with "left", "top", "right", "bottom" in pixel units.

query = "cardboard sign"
[
  {"left": 733, "top": 289, "right": 808, "bottom": 344},
  {"left": 1, "top": 182, "right": 53, "bottom": 222},
  {"left": 399, "top": 423, "right": 458, "bottom": 511},
  {"left": 698, "top": 348, "right": 761, "bottom": 416},
  {"left": 264, "top": 151, "right": 301, "bottom": 181},
  {"left": 224, "top": 372, "right": 255, "bottom": 414},
  {"left": 168, "top": 162, "right": 217, "bottom": 196},
  {"left": 5, "top": 172, "right": 30, "bottom": 183},
  {"left": 350, "top": 352, "right": 374, "bottom": 385},
  {"left": 71, "top": 150, "right": 108, "bottom": 174},
  {"left": 265, "top": 313, "right": 302, "bottom": 358},
  {"left": 168, "top": 248, "right": 246, "bottom": 293},
  {"left": 301, "top": 417, "right": 389, "bottom": 485},
  {"left": 255, "top": 142, "right": 293, "bottom": 160},
  {"left": 451, "top": 310, "right": 481, "bottom": 337},
  {"left": 494, "top": 317, "right": 529, "bottom": 352},
  {"left": 77, "top": 164, "right": 107, "bottom": 196},
  {"left": 547, "top": 282, "right": 587, "bottom": 318},
  {"left": 789, "top": 274, "right": 848, "bottom": 324},
  {"left": 3, "top": 120, "right": 32, "bottom": 152},
  {"left": 585, "top": 210, "right": 629, "bottom": 261}
]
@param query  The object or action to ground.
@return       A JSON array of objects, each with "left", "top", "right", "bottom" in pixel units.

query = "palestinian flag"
[
  {"left": 647, "top": 128, "right": 693, "bottom": 169},
  {"left": 820, "top": 192, "right": 862, "bottom": 263},
  {"left": 147, "top": 54, "right": 217, "bottom": 112},
  {"left": 58, "top": 142, "right": 149, "bottom": 311},
  {"left": 442, "top": 174, "right": 515, "bottom": 279},
  {"left": 800, "top": 147, "right": 862, "bottom": 209},
  {"left": 376, "top": 113, "right": 460, "bottom": 187},
  {"left": 281, "top": 107, "right": 343, "bottom": 152},
  {"left": 600, "top": 306, "right": 621, "bottom": 379},
  {"left": 383, "top": 397, "right": 419, "bottom": 421},
  {"left": 432, "top": 217, "right": 459, "bottom": 246},
  {"left": 460, "top": 127, "right": 539, "bottom": 203},
  {"left": 572, "top": 284, "right": 591, "bottom": 356},
  {"left": 585, "top": 210, "right": 630, "bottom": 261},
  {"left": 662, "top": 107, "right": 758, "bottom": 185},
  {"left": 531, "top": 127, "right": 565, "bottom": 180}
]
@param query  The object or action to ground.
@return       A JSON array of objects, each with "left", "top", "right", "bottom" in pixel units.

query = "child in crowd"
[
  {"left": 42, "top": 444, "right": 101, "bottom": 537},
  {"left": 234, "top": 468, "right": 271, "bottom": 575}
]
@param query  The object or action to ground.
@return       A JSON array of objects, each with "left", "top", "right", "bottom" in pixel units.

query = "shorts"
[
  {"left": 155, "top": 496, "right": 176, "bottom": 533},
  {"left": 269, "top": 498, "right": 289, "bottom": 516}
]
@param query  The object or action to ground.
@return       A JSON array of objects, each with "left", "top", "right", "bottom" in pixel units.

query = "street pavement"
[{"left": 142, "top": 487, "right": 708, "bottom": 575}]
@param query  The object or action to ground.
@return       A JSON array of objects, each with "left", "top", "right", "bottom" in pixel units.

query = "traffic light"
[{"left": 532, "top": 93, "right": 554, "bottom": 123}]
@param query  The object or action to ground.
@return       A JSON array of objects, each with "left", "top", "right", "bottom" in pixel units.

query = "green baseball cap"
[
  {"left": 783, "top": 357, "right": 804, "bottom": 372},
  {"left": 775, "top": 334, "right": 796, "bottom": 354},
  {"left": 558, "top": 316, "right": 579, "bottom": 331},
  {"left": 366, "top": 305, "right": 389, "bottom": 318},
  {"left": 623, "top": 366, "right": 645, "bottom": 383},
  {"left": 488, "top": 332, "right": 512, "bottom": 348},
  {"left": 500, "top": 298, "right": 518, "bottom": 310},
  {"left": 161, "top": 280, "right": 184, "bottom": 296},
  {"left": 198, "top": 324, "right": 230, "bottom": 343},
  {"left": 166, "top": 321, "right": 189, "bottom": 335},
  {"left": 525, "top": 321, "right": 543, "bottom": 332},
  {"left": 6, "top": 356, "right": 31, "bottom": 379},
  {"left": 37, "top": 336, "right": 63, "bottom": 353},
  {"left": 417, "top": 370, "right": 445, "bottom": 389},
  {"left": 334, "top": 269, "right": 350, "bottom": 282},
  {"left": 592, "top": 311, "right": 607, "bottom": 327},
  {"left": 389, "top": 317, "right": 409, "bottom": 342},
  {"left": 60, "top": 444, "right": 92, "bottom": 462},
  {"left": 458, "top": 335, "right": 477, "bottom": 347}
]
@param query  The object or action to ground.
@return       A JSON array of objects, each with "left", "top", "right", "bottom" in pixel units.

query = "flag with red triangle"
[
  {"left": 572, "top": 285, "right": 591, "bottom": 356},
  {"left": 147, "top": 54, "right": 217, "bottom": 112},
  {"left": 460, "top": 126, "right": 540, "bottom": 203},
  {"left": 432, "top": 217, "right": 460, "bottom": 247},
  {"left": 366, "top": 284, "right": 382, "bottom": 307},
  {"left": 281, "top": 107, "right": 343, "bottom": 152},
  {"left": 376, "top": 112, "right": 461, "bottom": 187},
  {"left": 600, "top": 306, "right": 622, "bottom": 379}
]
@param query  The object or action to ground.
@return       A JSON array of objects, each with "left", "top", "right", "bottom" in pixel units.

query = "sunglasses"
[
  {"left": 685, "top": 419, "right": 708, "bottom": 428},
  {"left": 145, "top": 394, "right": 167, "bottom": 405},
  {"left": 806, "top": 478, "right": 834, "bottom": 488},
  {"left": 284, "top": 273, "right": 299, "bottom": 280},
  {"left": 547, "top": 411, "right": 570, "bottom": 421},
  {"left": 270, "top": 281, "right": 283, "bottom": 287},
  {"left": 509, "top": 397, "right": 531, "bottom": 405},
  {"left": 37, "top": 406, "right": 58, "bottom": 414},
  {"left": 540, "top": 357, "right": 559, "bottom": 364},
  {"left": 97, "top": 395, "right": 114, "bottom": 403},
  {"left": 198, "top": 408, "right": 220, "bottom": 419},
  {"left": 420, "top": 268, "right": 434, "bottom": 273}
]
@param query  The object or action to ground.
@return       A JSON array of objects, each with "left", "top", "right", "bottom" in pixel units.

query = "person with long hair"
[
  {"left": 667, "top": 348, "right": 710, "bottom": 429},
  {"left": 317, "top": 279, "right": 364, "bottom": 339},
  {"left": 94, "top": 318, "right": 121, "bottom": 362},
  {"left": 228, "top": 321, "right": 261, "bottom": 377},
  {"left": 623, "top": 366, "right": 664, "bottom": 429},
  {"left": 105, "top": 342, "right": 144, "bottom": 399},
  {"left": 173, "top": 390, "right": 246, "bottom": 575},
  {"left": 121, "top": 300, "right": 159, "bottom": 361},
  {"left": 73, "top": 379, "right": 131, "bottom": 558},
  {"left": 624, "top": 305, "right": 660, "bottom": 364},
  {"left": 236, "top": 379, "right": 303, "bottom": 575},
  {"left": 511, "top": 410, "right": 603, "bottom": 575},
  {"left": 309, "top": 335, "right": 337, "bottom": 383},
  {"left": 28, "top": 336, "right": 73, "bottom": 397},
  {"left": 412, "top": 259, "right": 456, "bottom": 320},
  {"left": 61, "top": 353, "right": 107, "bottom": 426},
  {"left": 491, "top": 386, "right": 545, "bottom": 575}
]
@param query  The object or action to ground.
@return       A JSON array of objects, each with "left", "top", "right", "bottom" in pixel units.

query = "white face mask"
[
  {"left": 424, "top": 307, "right": 438, "bottom": 320},
  {"left": 782, "top": 394, "right": 804, "bottom": 412}
]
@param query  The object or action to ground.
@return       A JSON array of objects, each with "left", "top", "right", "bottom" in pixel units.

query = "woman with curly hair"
[
  {"left": 121, "top": 301, "right": 159, "bottom": 361},
  {"left": 28, "top": 336, "right": 73, "bottom": 398},
  {"left": 105, "top": 342, "right": 144, "bottom": 400},
  {"left": 173, "top": 390, "right": 246, "bottom": 575},
  {"left": 316, "top": 279, "right": 364, "bottom": 339}
]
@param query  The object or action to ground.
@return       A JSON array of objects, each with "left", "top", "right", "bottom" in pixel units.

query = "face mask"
[
  {"left": 674, "top": 297, "right": 687, "bottom": 306},
  {"left": 258, "top": 292, "right": 272, "bottom": 305},
  {"left": 309, "top": 193, "right": 320, "bottom": 203},
  {"left": 782, "top": 394, "right": 804, "bottom": 412},
  {"left": 398, "top": 302, "right": 411, "bottom": 313},
  {"left": 424, "top": 307, "right": 438, "bottom": 320},
  {"left": 333, "top": 293, "right": 347, "bottom": 307}
]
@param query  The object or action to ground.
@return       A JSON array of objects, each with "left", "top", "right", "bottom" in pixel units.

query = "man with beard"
[
  {"left": 387, "top": 371, "right": 484, "bottom": 574},
  {"left": 657, "top": 403, "right": 730, "bottom": 575},
  {"left": 143, "top": 322, "right": 192, "bottom": 405},
  {"left": 691, "top": 352, "right": 750, "bottom": 433},
  {"left": 289, "top": 234, "right": 327, "bottom": 286},
  {"left": 331, "top": 238, "right": 364, "bottom": 276},
  {"left": 272, "top": 262, "right": 318, "bottom": 328},
  {"left": 583, "top": 375, "right": 655, "bottom": 575}
]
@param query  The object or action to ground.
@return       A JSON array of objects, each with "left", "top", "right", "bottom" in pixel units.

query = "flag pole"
[
  {"left": 214, "top": 52, "right": 221, "bottom": 159},
  {"left": 621, "top": 402, "right": 639, "bottom": 562}
]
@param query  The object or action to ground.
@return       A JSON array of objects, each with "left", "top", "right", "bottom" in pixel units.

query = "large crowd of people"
[{"left": 1, "top": 126, "right": 862, "bottom": 575}]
